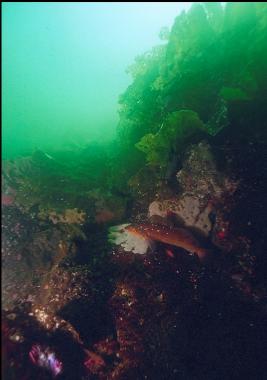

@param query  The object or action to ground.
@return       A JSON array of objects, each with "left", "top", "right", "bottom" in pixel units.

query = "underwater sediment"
[{"left": 2, "top": 3, "right": 267, "bottom": 379}]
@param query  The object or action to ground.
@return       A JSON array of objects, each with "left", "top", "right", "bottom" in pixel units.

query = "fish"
[{"left": 109, "top": 223, "right": 209, "bottom": 260}]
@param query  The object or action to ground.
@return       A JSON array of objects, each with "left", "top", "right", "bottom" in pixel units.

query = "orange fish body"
[{"left": 125, "top": 224, "right": 208, "bottom": 260}]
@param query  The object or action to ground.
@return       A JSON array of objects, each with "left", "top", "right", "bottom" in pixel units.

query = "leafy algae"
[
  {"left": 2, "top": 3, "right": 267, "bottom": 380},
  {"left": 135, "top": 110, "right": 207, "bottom": 168}
]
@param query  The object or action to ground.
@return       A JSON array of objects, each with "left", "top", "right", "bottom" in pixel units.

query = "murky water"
[{"left": 2, "top": 3, "right": 267, "bottom": 380}]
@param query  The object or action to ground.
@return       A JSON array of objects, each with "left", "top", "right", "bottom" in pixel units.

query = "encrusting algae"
[{"left": 2, "top": 2, "right": 267, "bottom": 380}]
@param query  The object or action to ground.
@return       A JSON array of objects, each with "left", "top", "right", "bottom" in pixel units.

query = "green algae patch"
[{"left": 135, "top": 110, "right": 207, "bottom": 168}]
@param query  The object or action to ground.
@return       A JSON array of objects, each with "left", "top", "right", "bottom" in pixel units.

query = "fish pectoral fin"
[{"left": 165, "top": 248, "right": 175, "bottom": 258}]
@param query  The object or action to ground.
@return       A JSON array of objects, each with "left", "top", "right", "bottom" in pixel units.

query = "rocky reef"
[{"left": 2, "top": 2, "right": 267, "bottom": 379}]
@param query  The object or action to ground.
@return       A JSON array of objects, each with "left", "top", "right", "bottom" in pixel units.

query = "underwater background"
[
  {"left": 2, "top": 2, "right": 192, "bottom": 158},
  {"left": 2, "top": 2, "right": 267, "bottom": 380}
]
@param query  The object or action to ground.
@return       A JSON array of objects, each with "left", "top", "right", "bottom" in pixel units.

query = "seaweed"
[
  {"left": 3, "top": 3, "right": 267, "bottom": 379},
  {"left": 113, "top": 2, "right": 267, "bottom": 191},
  {"left": 135, "top": 110, "right": 207, "bottom": 168}
]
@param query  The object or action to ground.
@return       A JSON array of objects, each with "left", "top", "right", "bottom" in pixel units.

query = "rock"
[
  {"left": 148, "top": 196, "right": 213, "bottom": 237},
  {"left": 87, "top": 189, "right": 127, "bottom": 224},
  {"left": 149, "top": 141, "right": 239, "bottom": 241},
  {"left": 176, "top": 141, "right": 238, "bottom": 200}
]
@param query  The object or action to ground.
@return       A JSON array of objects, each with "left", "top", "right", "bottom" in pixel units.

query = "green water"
[
  {"left": 3, "top": 1, "right": 267, "bottom": 213},
  {"left": 2, "top": 2, "right": 191, "bottom": 159},
  {"left": 2, "top": 4, "right": 267, "bottom": 379}
]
